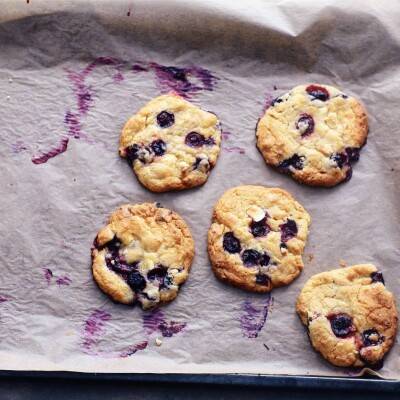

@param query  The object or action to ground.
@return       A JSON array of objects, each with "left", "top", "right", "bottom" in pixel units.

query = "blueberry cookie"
[
  {"left": 91, "top": 203, "right": 194, "bottom": 310},
  {"left": 256, "top": 84, "right": 368, "bottom": 186},
  {"left": 119, "top": 94, "right": 222, "bottom": 192},
  {"left": 297, "top": 264, "right": 398, "bottom": 367},
  {"left": 208, "top": 185, "right": 311, "bottom": 292}
]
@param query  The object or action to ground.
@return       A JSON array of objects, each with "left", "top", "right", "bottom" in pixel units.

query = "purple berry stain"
[
  {"left": 81, "top": 309, "right": 148, "bottom": 358},
  {"left": 56, "top": 276, "right": 72, "bottom": 286},
  {"left": 149, "top": 62, "right": 218, "bottom": 98},
  {"left": 0, "top": 295, "right": 9, "bottom": 303},
  {"left": 11, "top": 141, "right": 28, "bottom": 154},
  {"left": 32, "top": 138, "right": 69, "bottom": 165},
  {"left": 239, "top": 294, "right": 273, "bottom": 338},
  {"left": 43, "top": 268, "right": 53, "bottom": 285},
  {"left": 143, "top": 309, "right": 187, "bottom": 338},
  {"left": 224, "top": 146, "right": 245, "bottom": 154}
]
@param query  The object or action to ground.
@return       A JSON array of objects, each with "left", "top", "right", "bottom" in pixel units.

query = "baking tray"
[{"left": 0, "top": 370, "right": 399, "bottom": 393}]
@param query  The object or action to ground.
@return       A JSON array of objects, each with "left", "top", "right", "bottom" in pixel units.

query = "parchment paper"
[{"left": 0, "top": 0, "right": 399, "bottom": 379}]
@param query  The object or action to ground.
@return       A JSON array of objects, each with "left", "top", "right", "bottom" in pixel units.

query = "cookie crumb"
[
  {"left": 307, "top": 253, "right": 314, "bottom": 262},
  {"left": 339, "top": 259, "right": 347, "bottom": 268},
  {"left": 155, "top": 337, "right": 162, "bottom": 346},
  {"left": 263, "top": 343, "right": 270, "bottom": 351},
  {"left": 8, "top": 78, "right": 13, "bottom": 83},
  {"left": 6, "top": 95, "right": 10, "bottom": 101}
]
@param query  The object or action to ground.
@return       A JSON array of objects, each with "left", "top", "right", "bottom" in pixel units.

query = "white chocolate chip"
[
  {"left": 155, "top": 338, "right": 162, "bottom": 346},
  {"left": 297, "top": 119, "right": 309, "bottom": 135},
  {"left": 169, "top": 268, "right": 179, "bottom": 275},
  {"left": 246, "top": 205, "right": 265, "bottom": 222},
  {"left": 138, "top": 147, "right": 154, "bottom": 163}
]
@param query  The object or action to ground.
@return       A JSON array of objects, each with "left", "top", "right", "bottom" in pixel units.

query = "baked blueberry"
[
  {"left": 370, "top": 271, "right": 385, "bottom": 285},
  {"left": 241, "top": 249, "right": 261, "bottom": 266},
  {"left": 362, "top": 329, "right": 383, "bottom": 347},
  {"left": 222, "top": 232, "right": 241, "bottom": 254},
  {"left": 259, "top": 253, "right": 270, "bottom": 266},
  {"left": 306, "top": 84, "right": 330, "bottom": 101},
  {"left": 331, "top": 152, "right": 347, "bottom": 168},
  {"left": 150, "top": 139, "right": 167, "bottom": 156},
  {"left": 256, "top": 273, "right": 271, "bottom": 286},
  {"left": 147, "top": 265, "right": 168, "bottom": 281},
  {"left": 328, "top": 313, "right": 355, "bottom": 338},
  {"left": 296, "top": 114, "right": 314, "bottom": 137},
  {"left": 250, "top": 218, "right": 270, "bottom": 237},
  {"left": 156, "top": 111, "right": 175, "bottom": 128},
  {"left": 127, "top": 271, "right": 146, "bottom": 291},
  {"left": 185, "top": 132, "right": 205, "bottom": 147},
  {"left": 278, "top": 154, "right": 305, "bottom": 171},
  {"left": 280, "top": 219, "right": 298, "bottom": 242},
  {"left": 346, "top": 147, "right": 360, "bottom": 162},
  {"left": 126, "top": 144, "right": 141, "bottom": 164}
]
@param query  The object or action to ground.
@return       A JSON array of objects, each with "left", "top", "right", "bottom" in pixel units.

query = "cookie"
[
  {"left": 296, "top": 264, "right": 398, "bottom": 368},
  {"left": 208, "top": 185, "right": 311, "bottom": 292},
  {"left": 119, "top": 94, "right": 222, "bottom": 192},
  {"left": 256, "top": 84, "right": 368, "bottom": 186},
  {"left": 91, "top": 203, "right": 194, "bottom": 310}
]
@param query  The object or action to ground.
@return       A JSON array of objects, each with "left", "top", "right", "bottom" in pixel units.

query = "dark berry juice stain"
[
  {"left": 143, "top": 309, "right": 187, "bottom": 338},
  {"left": 56, "top": 276, "right": 72, "bottom": 286},
  {"left": 239, "top": 294, "right": 273, "bottom": 339},
  {"left": 31, "top": 137, "right": 69, "bottom": 165},
  {"left": 148, "top": 62, "right": 218, "bottom": 98},
  {"left": 82, "top": 309, "right": 112, "bottom": 351},
  {"left": 224, "top": 146, "right": 245, "bottom": 154},
  {"left": 81, "top": 309, "right": 148, "bottom": 357},
  {"left": 43, "top": 268, "right": 53, "bottom": 285},
  {"left": 43, "top": 267, "right": 71, "bottom": 287},
  {"left": 119, "top": 341, "right": 148, "bottom": 358},
  {"left": 11, "top": 141, "right": 28, "bottom": 154},
  {"left": 0, "top": 295, "right": 9, "bottom": 303}
]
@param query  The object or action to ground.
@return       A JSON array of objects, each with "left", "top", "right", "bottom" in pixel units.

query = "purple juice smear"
[
  {"left": 148, "top": 62, "right": 218, "bottom": 98},
  {"left": 82, "top": 309, "right": 112, "bottom": 351},
  {"left": 56, "top": 276, "right": 72, "bottom": 286},
  {"left": 239, "top": 294, "right": 273, "bottom": 339},
  {"left": 224, "top": 146, "right": 245, "bottom": 154},
  {"left": 0, "top": 295, "right": 9, "bottom": 303},
  {"left": 119, "top": 341, "right": 148, "bottom": 358},
  {"left": 31, "top": 137, "right": 69, "bottom": 165},
  {"left": 11, "top": 141, "right": 28, "bottom": 154},
  {"left": 143, "top": 309, "right": 186, "bottom": 338},
  {"left": 43, "top": 268, "right": 53, "bottom": 285}
]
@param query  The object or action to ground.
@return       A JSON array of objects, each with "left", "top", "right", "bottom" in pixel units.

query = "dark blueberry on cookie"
[
  {"left": 147, "top": 265, "right": 168, "bottom": 281},
  {"left": 362, "top": 329, "right": 384, "bottom": 347},
  {"left": 222, "top": 232, "right": 241, "bottom": 254},
  {"left": 271, "top": 97, "right": 283, "bottom": 106},
  {"left": 331, "top": 152, "right": 347, "bottom": 168},
  {"left": 345, "top": 147, "right": 360, "bottom": 163},
  {"left": 127, "top": 271, "right": 146, "bottom": 292},
  {"left": 241, "top": 249, "right": 261, "bottom": 266},
  {"left": 106, "top": 236, "right": 122, "bottom": 254},
  {"left": 328, "top": 313, "right": 355, "bottom": 338},
  {"left": 278, "top": 154, "right": 305, "bottom": 171},
  {"left": 156, "top": 111, "right": 175, "bottom": 128},
  {"left": 150, "top": 139, "right": 167, "bottom": 156},
  {"left": 185, "top": 132, "right": 205, "bottom": 147},
  {"left": 204, "top": 137, "right": 216, "bottom": 146},
  {"left": 250, "top": 218, "right": 270, "bottom": 238},
  {"left": 296, "top": 113, "right": 314, "bottom": 137},
  {"left": 256, "top": 273, "right": 271, "bottom": 286},
  {"left": 112, "top": 260, "right": 138, "bottom": 274},
  {"left": 259, "top": 253, "right": 270, "bottom": 266},
  {"left": 280, "top": 219, "right": 298, "bottom": 242},
  {"left": 371, "top": 271, "right": 385, "bottom": 285},
  {"left": 306, "top": 84, "right": 330, "bottom": 101},
  {"left": 126, "top": 144, "right": 141, "bottom": 164},
  {"left": 161, "top": 66, "right": 188, "bottom": 82}
]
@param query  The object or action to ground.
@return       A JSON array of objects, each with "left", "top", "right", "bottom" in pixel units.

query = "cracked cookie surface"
[
  {"left": 91, "top": 203, "right": 194, "bottom": 310},
  {"left": 120, "top": 94, "right": 221, "bottom": 192},
  {"left": 256, "top": 84, "right": 368, "bottom": 186},
  {"left": 207, "top": 185, "right": 311, "bottom": 292},
  {"left": 296, "top": 264, "right": 398, "bottom": 367}
]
